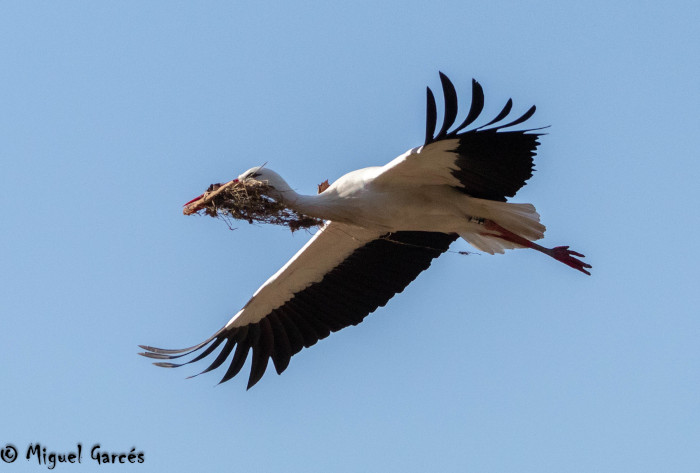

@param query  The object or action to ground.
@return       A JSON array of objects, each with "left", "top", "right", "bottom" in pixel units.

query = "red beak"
[
  {"left": 183, "top": 178, "right": 239, "bottom": 207},
  {"left": 183, "top": 194, "right": 204, "bottom": 207}
]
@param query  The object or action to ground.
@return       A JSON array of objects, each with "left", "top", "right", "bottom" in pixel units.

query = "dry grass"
[{"left": 183, "top": 179, "right": 324, "bottom": 232}]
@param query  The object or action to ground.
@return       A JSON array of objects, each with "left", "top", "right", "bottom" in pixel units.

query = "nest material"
[{"left": 183, "top": 179, "right": 324, "bottom": 232}]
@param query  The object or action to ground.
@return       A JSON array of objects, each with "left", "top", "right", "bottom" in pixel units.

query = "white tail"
[{"left": 459, "top": 198, "right": 546, "bottom": 254}]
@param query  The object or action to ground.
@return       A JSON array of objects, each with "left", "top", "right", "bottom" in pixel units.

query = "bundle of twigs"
[{"left": 183, "top": 179, "right": 324, "bottom": 232}]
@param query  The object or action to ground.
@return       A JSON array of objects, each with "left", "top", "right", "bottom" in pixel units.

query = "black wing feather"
[
  {"left": 267, "top": 312, "right": 293, "bottom": 375},
  {"left": 198, "top": 339, "right": 236, "bottom": 376},
  {"left": 219, "top": 334, "right": 250, "bottom": 384},
  {"left": 453, "top": 79, "right": 485, "bottom": 133},
  {"left": 278, "top": 312, "right": 306, "bottom": 355},
  {"left": 436, "top": 72, "right": 459, "bottom": 140},
  {"left": 477, "top": 98, "right": 513, "bottom": 129},
  {"left": 188, "top": 337, "right": 226, "bottom": 365},
  {"left": 492, "top": 104, "right": 537, "bottom": 130},
  {"left": 425, "top": 87, "right": 438, "bottom": 145},
  {"left": 248, "top": 318, "right": 274, "bottom": 388}
]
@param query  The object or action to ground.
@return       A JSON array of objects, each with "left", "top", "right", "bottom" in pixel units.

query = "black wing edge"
[
  {"left": 425, "top": 72, "right": 544, "bottom": 144},
  {"left": 424, "top": 73, "right": 548, "bottom": 201},
  {"left": 139, "top": 231, "right": 458, "bottom": 390}
]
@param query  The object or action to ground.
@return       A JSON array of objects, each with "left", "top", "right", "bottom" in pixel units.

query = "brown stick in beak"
[{"left": 183, "top": 178, "right": 240, "bottom": 215}]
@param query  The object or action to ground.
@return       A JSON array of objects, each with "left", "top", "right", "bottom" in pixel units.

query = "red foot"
[{"left": 551, "top": 246, "right": 592, "bottom": 275}]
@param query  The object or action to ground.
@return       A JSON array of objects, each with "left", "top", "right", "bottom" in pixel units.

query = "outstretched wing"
[
  {"left": 376, "top": 72, "right": 544, "bottom": 202},
  {"left": 140, "top": 223, "right": 456, "bottom": 389}
]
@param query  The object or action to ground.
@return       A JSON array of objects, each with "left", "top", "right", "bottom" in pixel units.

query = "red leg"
[{"left": 482, "top": 221, "right": 592, "bottom": 275}]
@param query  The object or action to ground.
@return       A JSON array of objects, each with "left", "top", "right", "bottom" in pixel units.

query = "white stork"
[{"left": 140, "top": 73, "right": 591, "bottom": 389}]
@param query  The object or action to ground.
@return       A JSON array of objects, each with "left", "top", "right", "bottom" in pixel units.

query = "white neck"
[{"left": 264, "top": 178, "right": 332, "bottom": 220}]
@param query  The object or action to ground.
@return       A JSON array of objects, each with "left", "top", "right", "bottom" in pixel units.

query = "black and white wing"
[
  {"left": 140, "top": 223, "right": 456, "bottom": 389},
  {"left": 376, "top": 72, "right": 544, "bottom": 202}
]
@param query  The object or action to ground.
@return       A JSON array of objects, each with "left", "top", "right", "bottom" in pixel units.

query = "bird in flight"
[{"left": 140, "top": 73, "right": 591, "bottom": 389}]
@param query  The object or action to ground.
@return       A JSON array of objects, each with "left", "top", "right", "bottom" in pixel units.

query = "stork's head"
[
  {"left": 236, "top": 166, "right": 294, "bottom": 202},
  {"left": 238, "top": 166, "right": 283, "bottom": 187},
  {"left": 183, "top": 165, "right": 294, "bottom": 212}
]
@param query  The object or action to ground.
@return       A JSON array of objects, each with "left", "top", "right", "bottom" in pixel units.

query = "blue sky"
[{"left": 2, "top": 1, "right": 699, "bottom": 471}]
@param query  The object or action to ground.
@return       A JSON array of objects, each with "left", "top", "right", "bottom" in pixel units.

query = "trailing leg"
[{"left": 482, "top": 220, "right": 591, "bottom": 275}]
